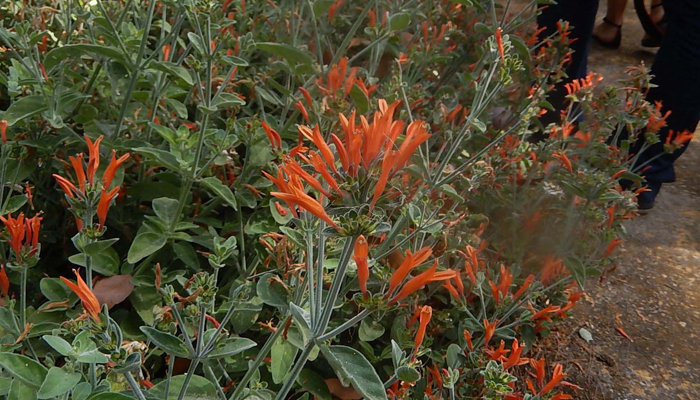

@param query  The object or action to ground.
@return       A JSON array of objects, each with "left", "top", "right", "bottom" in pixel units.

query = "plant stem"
[
  {"left": 273, "top": 343, "right": 315, "bottom": 400},
  {"left": 228, "top": 315, "right": 291, "bottom": 400},
  {"left": 176, "top": 358, "right": 201, "bottom": 400},
  {"left": 316, "top": 308, "right": 372, "bottom": 342},
  {"left": 124, "top": 372, "right": 148, "bottom": 400},
  {"left": 314, "top": 237, "right": 356, "bottom": 335}
]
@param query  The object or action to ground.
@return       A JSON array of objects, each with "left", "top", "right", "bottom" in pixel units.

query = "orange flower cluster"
[
  {"left": 53, "top": 135, "right": 130, "bottom": 231},
  {"left": 0, "top": 213, "right": 42, "bottom": 262},
  {"left": 265, "top": 100, "right": 431, "bottom": 227},
  {"left": 61, "top": 269, "right": 101, "bottom": 322},
  {"left": 564, "top": 72, "right": 603, "bottom": 96}
]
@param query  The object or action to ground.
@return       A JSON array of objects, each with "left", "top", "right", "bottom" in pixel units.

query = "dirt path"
[{"left": 537, "top": 3, "right": 700, "bottom": 399}]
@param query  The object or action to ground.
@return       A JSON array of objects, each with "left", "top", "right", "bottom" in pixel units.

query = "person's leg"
[
  {"left": 536, "top": 0, "right": 600, "bottom": 130},
  {"left": 593, "top": 0, "right": 627, "bottom": 44},
  {"left": 632, "top": 0, "right": 700, "bottom": 208}
]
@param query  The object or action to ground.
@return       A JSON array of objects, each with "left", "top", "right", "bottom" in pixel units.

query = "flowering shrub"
[{"left": 0, "top": 1, "right": 670, "bottom": 399}]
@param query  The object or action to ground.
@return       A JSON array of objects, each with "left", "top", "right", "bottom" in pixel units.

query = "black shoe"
[
  {"left": 593, "top": 18, "right": 622, "bottom": 49},
  {"left": 637, "top": 181, "right": 662, "bottom": 214},
  {"left": 635, "top": 0, "right": 665, "bottom": 48}
]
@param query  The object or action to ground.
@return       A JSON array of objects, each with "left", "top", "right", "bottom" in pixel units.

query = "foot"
[
  {"left": 637, "top": 181, "right": 662, "bottom": 214},
  {"left": 593, "top": 19, "right": 622, "bottom": 43},
  {"left": 593, "top": 18, "right": 622, "bottom": 49}
]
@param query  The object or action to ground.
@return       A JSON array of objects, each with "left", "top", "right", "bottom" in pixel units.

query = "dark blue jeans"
[
  {"left": 539, "top": 0, "right": 700, "bottom": 186},
  {"left": 537, "top": 0, "right": 600, "bottom": 127},
  {"left": 633, "top": 0, "right": 700, "bottom": 184}
]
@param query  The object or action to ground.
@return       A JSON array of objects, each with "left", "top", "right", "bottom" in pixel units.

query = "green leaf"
[
  {"left": 349, "top": 84, "right": 369, "bottom": 114},
  {"left": 439, "top": 184, "right": 464, "bottom": 202},
  {"left": 222, "top": 55, "right": 249, "bottom": 66},
  {"left": 297, "top": 369, "right": 331, "bottom": 400},
  {"left": 212, "top": 92, "right": 245, "bottom": 108},
  {"left": 140, "top": 327, "right": 191, "bottom": 357},
  {"left": 389, "top": 12, "right": 410, "bottom": 31},
  {"left": 37, "top": 367, "right": 81, "bottom": 399},
  {"left": 127, "top": 232, "right": 167, "bottom": 264},
  {"left": 68, "top": 249, "right": 120, "bottom": 276},
  {"left": 149, "top": 375, "right": 217, "bottom": 400},
  {"left": 135, "top": 147, "right": 183, "bottom": 172},
  {"left": 152, "top": 197, "right": 180, "bottom": 224},
  {"left": 2, "top": 195, "right": 27, "bottom": 214},
  {"left": 89, "top": 393, "right": 139, "bottom": 400},
  {"left": 83, "top": 238, "right": 119, "bottom": 256},
  {"left": 0, "top": 377, "right": 12, "bottom": 396},
  {"left": 173, "top": 241, "right": 199, "bottom": 269},
  {"left": 43, "top": 335, "right": 75, "bottom": 356},
  {"left": 40, "top": 278, "right": 69, "bottom": 301},
  {"left": 0, "top": 95, "right": 48, "bottom": 126},
  {"left": 43, "top": 44, "right": 128, "bottom": 70},
  {"left": 186, "top": 32, "right": 207, "bottom": 55},
  {"left": 165, "top": 98, "right": 189, "bottom": 119},
  {"left": 72, "top": 382, "right": 91, "bottom": 400},
  {"left": 271, "top": 337, "right": 297, "bottom": 384},
  {"left": 396, "top": 366, "right": 421, "bottom": 383},
  {"left": 256, "top": 273, "right": 288, "bottom": 308},
  {"left": 320, "top": 345, "right": 388, "bottom": 400},
  {"left": 76, "top": 348, "right": 109, "bottom": 364},
  {"left": 358, "top": 319, "right": 385, "bottom": 342},
  {"left": 149, "top": 61, "right": 194, "bottom": 85},
  {"left": 0, "top": 353, "right": 48, "bottom": 388},
  {"left": 255, "top": 42, "right": 313, "bottom": 66},
  {"left": 289, "top": 303, "right": 312, "bottom": 333},
  {"left": 200, "top": 177, "right": 237, "bottom": 209},
  {"left": 205, "top": 337, "right": 257, "bottom": 359},
  {"left": 579, "top": 327, "right": 593, "bottom": 343},
  {"left": 8, "top": 380, "right": 37, "bottom": 400}
]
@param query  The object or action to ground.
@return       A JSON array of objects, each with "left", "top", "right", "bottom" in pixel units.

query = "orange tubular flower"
[
  {"left": 412, "top": 305, "right": 432, "bottom": 356},
  {"left": 463, "top": 329, "right": 474, "bottom": 351},
  {"left": 352, "top": 235, "right": 369, "bottom": 297},
  {"left": 0, "top": 266, "right": 9, "bottom": 297},
  {"left": 53, "top": 174, "right": 79, "bottom": 198},
  {"left": 295, "top": 100, "right": 310, "bottom": 123},
  {"left": 503, "top": 339, "right": 528, "bottom": 369},
  {"left": 483, "top": 318, "right": 498, "bottom": 346},
  {"left": 61, "top": 269, "right": 101, "bottom": 322},
  {"left": 271, "top": 177, "right": 339, "bottom": 229},
  {"left": 162, "top": 44, "right": 171, "bottom": 61},
  {"left": 283, "top": 158, "right": 332, "bottom": 198},
  {"left": 489, "top": 264, "right": 513, "bottom": 305},
  {"left": 102, "top": 150, "right": 130, "bottom": 189},
  {"left": 97, "top": 186, "right": 120, "bottom": 230},
  {"left": 262, "top": 121, "right": 282, "bottom": 151},
  {"left": 0, "top": 213, "right": 39, "bottom": 261},
  {"left": 495, "top": 27, "right": 505, "bottom": 61},
  {"left": 308, "top": 152, "right": 341, "bottom": 195},
  {"left": 388, "top": 261, "right": 437, "bottom": 305},
  {"left": 370, "top": 150, "right": 397, "bottom": 210},
  {"left": 0, "top": 120, "right": 7, "bottom": 144},
  {"left": 604, "top": 238, "right": 623, "bottom": 258},
  {"left": 69, "top": 154, "right": 87, "bottom": 193},
  {"left": 85, "top": 135, "right": 104, "bottom": 185},
  {"left": 387, "top": 247, "right": 432, "bottom": 295},
  {"left": 299, "top": 125, "right": 338, "bottom": 175},
  {"left": 552, "top": 151, "right": 573, "bottom": 173},
  {"left": 513, "top": 274, "right": 535, "bottom": 298},
  {"left": 540, "top": 364, "right": 567, "bottom": 395}
]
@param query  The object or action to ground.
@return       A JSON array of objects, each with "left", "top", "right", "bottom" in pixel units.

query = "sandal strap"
[
  {"left": 603, "top": 17, "right": 622, "bottom": 29},
  {"left": 651, "top": 3, "right": 664, "bottom": 9}
]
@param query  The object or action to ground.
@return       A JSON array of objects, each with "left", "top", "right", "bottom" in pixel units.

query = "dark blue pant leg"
[
  {"left": 536, "top": 1, "right": 600, "bottom": 127},
  {"left": 633, "top": 0, "right": 700, "bottom": 184}
]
